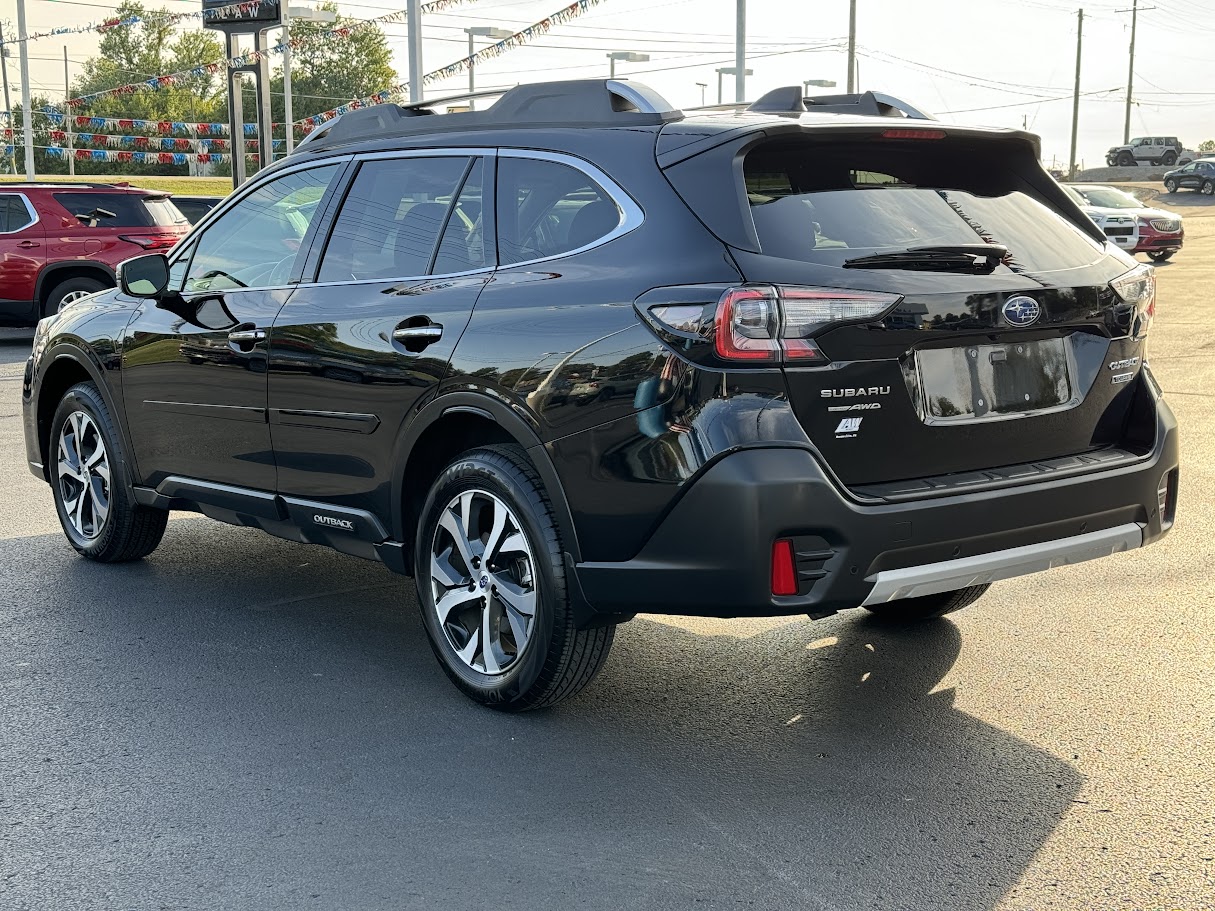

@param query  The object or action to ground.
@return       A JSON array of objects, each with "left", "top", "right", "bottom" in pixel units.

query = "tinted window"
[
  {"left": 0, "top": 195, "right": 34, "bottom": 233},
  {"left": 173, "top": 197, "right": 221, "bottom": 225},
  {"left": 743, "top": 140, "right": 1101, "bottom": 273},
  {"left": 433, "top": 159, "right": 486, "bottom": 274},
  {"left": 184, "top": 164, "right": 340, "bottom": 292},
  {"left": 318, "top": 156, "right": 468, "bottom": 282},
  {"left": 54, "top": 192, "right": 185, "bottom": 227},
  {"left": 496, "top": 158, "right": 620, "bottom": 265}
]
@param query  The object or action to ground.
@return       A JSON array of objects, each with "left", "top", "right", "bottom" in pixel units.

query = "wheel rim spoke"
[
  {"left": 430, "top": 487, "right": 538, "bottom": 677},
  {"left": 57, "top": 410, "right": 109, "bottom": 540}
]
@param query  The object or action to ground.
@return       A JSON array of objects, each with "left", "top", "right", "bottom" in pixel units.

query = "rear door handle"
[{"left": 17, "top": 240, "right": 39, "bottom": 249}]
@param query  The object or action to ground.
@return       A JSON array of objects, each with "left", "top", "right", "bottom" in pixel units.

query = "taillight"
[
  {"left": 710, "top": 285, "right": 901, "bottom": 364},
  {"left": 1110, "top": 263, "right": 1155, "bottom": 340},
  {"left": 119, "top": 233, "right": 179, "bottom": 250}
]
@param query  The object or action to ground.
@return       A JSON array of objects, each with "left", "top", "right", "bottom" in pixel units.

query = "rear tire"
[
  {"left": 1147, "top": 250, "right": 1174, "bottom": 262},
  {"left": 44, "top": 276, "right": 106, "bottom": 318},
  {"left": 415, "top": 444, "right": 614, "bottom": 711},
  {"left": 1202, "top": 180, "right": 1215, "bottom": 196},
  {"left": 862, "top": 584, "right": 990, "bottom": 622},
  {"left": 50, "top": 383, "right": 168, "bottom": 562},
  {"left": 1117, "top": 151, "right": 1135, "bottom": 167},
  {"left": 1164, "top": 179, "right": 1178, "bottom": 194},
  {"left": 1162, "top": 151, "right": 1177, "bottom": 166}
]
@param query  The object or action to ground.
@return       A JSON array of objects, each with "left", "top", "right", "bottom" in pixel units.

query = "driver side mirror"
[{"left": 117, "top": 253, "right": 170, "bottom": 298}]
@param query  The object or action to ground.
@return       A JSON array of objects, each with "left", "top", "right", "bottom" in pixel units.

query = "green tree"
[{"left": 1199, "top": 140, "right": 1215, "bottom": 153}]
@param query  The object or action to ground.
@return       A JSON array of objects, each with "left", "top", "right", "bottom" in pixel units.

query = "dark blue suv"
[{"left": 22, "top": 81, "right": 1179, "bottom": 709}]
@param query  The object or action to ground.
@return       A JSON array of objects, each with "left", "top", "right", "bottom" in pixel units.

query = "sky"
[{"left": 7, "top": 0, "right": 1215, "bottom": 168}]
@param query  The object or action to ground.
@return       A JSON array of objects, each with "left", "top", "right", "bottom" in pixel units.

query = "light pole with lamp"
[
  {"left": 715, "top": 66, "right": 751, "bottom": 104},
  {"left": 804, "top": 79, "right": 836, "bottom": 93},
  {"left": 466, "top": 26, "right": 513, "bottom": 108},
  {"left": 607, "top": 51, "right": 649, "bottom": 78},
  {"left": 282, "top": 2, "right": 336, "bottom": 154},
  {"left": 694, "top": 81, "right": 707, "bottom": 105}
]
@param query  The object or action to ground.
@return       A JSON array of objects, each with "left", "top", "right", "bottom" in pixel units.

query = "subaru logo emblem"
[
  {"left": 479, "top": 575, "right": 489, "bottom": 590},
  {"left": 1002, "top": 296, "right": 1041, "bottom": 328}
]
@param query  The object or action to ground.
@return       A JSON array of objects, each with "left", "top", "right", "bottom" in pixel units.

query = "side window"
[
  {"left": 0, "top": 195, "right": 35, "bottom": 234},
  {"left": 496, "top": 157, "right": 621, "bottom": 266},
  {"left": 433, "top": 159, "right": 486, "bottom": 274},
  {"left": 318, "top": 156, "right": 468, "bottom": 282},
  {"left": 184, "top": 164, "right": 340, "bottom": 292}
]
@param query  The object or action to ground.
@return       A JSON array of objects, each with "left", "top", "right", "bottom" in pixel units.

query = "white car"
[{"left": 1064, "top": 184, "right": 1184, "bottom": 262}]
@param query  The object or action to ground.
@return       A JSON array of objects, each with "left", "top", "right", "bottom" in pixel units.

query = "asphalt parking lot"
[{"left": 1, "top": 189, "right": 1212, "bottom": 911}]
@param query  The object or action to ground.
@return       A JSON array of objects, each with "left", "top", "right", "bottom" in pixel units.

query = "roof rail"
[
  {"left": 293, "top": 79, "right": 683, "bottom": 153},
  {"left": 747, "top": 87, "right": 935, "bottom": 120}
]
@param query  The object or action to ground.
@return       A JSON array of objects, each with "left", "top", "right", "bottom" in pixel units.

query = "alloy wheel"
[
  {"left": 57, "top": 411, "right": 111, "bottom": 540},
  {"left": 429, "top": 489, "right": 538, "bottom": 676},
  {"left": 58, "top": 289, "right": 95, "bottom": 310}
]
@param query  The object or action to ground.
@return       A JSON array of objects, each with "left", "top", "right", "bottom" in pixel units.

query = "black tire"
[
  {"left": 863, "top": 584, "right": 990, "bottom": 622},
  {"left": 1202, "top": 180, "right": 1215, "bottom": 197},
  {"left": 1148, "top": 250, "right": 1174, "bottom": 262},
  {"left": 1162, "top": 151, "right": 1177, "bottom": 166},
  {"left": 1164, "top": 179, "right": 1178, "bottom": 194},
  {"left": 43, "top": 276, "right": 107, "bottom": 318},
  {"left": 415, "top": 444, "right": 614, "bottom": 711},
  {"left": 50, "top": 383, "right": 168, "bottom": 562},
  {"left": 1117, "top": 151, "right": 1135, "bottom": 167}
]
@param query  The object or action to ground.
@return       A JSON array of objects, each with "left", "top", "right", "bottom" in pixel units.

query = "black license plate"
[{"left": 916, "top": 338, "right": 1076, "bottom": 422}]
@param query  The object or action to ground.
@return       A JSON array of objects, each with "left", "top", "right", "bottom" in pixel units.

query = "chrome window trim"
[{"left": 0, "top": 192, "right": 40, "bottom": 235}]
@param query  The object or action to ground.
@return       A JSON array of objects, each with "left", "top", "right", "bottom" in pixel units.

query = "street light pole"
[
  {"left": 607, "top": 51, "right": 649, "bottom": 81},
  {"left": 16, "top": 0, "right": 34, "bottom": 179},
  {"left": 0, "top": 25, "right": 15, "bottom": 175},
  {"left": 695, "top": 82, "right": 707, "bottom": 105},
  {"left": 282, "top": 1, "right": 293, "bottom": 152},
  {"left": 467, "top": 28, "right": 512, "bottom": 108},
  {"left": 734, "top": 0, "right": 746, "bottom": 103},
  {"left": 407, "top": 0, "right": 423, "bottom": 103},
  {"left": 847, "top": 0, "right": 857, "bottom": 93},
  {"left": 64, "top": 46, "right": 73, "bottom": 176}
]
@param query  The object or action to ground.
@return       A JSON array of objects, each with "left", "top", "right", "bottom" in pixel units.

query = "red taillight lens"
[
  {"left": 119, "top": 233, "right": 180, "bottom": 250},
  {"left": 1109, "top": 263, "right": 1155, "bottom": 340},
  {"left": 772, "top": 539, "right": 798, "bottom": 596},
  {"left": 714, "top": 288, "right": 781, "bottom": 361}
]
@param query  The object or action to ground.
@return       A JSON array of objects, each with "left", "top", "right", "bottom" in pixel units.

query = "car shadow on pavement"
[{"left": 0, "top": 523, "right": 1081, "bottom": 911}]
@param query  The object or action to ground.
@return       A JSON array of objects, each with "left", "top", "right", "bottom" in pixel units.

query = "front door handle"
[
  {"left": 228, "top": 327, "right": 266, "bottom": 351},
  {"left": 392, "top": 326, "right": 443, "bottom": 344}
]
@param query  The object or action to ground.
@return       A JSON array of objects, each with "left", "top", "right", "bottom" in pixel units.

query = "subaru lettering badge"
[{"left": 1002, "top": 296, "right": 1041, "bottom": 328}]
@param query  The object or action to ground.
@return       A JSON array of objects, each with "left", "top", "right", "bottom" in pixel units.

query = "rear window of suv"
[
  {"left": 743, "top": 140, "right": 1101, "bottom": 273},
  {"left": 53, "top": 192, "right": 186, "bottom": 228}
]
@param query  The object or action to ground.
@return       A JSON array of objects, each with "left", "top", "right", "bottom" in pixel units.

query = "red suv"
[{"left": 0, "top": 182, "right": 188, "bottom": 326}]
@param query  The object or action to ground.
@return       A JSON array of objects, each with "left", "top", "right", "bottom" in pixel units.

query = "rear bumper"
[{"left": 574, "top": 386, "right": 1178, "bottom": 620}]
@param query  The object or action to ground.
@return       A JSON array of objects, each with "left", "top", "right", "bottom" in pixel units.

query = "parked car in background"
[
  {"left": 0, "top": 182, "right": 188, "bottom": 326},
  {"left": 1162, "top": 158, "right": 1215, "bottom": 196},
  {"left": 1105, "top": 136, "right": 1194, "bottom": 168},
  {"left": 1065, "top": 184, "right": 1184, "bottom": 262},
  {"left": 170, "top": 195, "right": 224, "bottom": 225}
]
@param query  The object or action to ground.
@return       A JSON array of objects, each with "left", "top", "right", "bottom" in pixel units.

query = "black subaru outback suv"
[{"left": 22, "top": 81, "right": 1179, "bottom": 710}]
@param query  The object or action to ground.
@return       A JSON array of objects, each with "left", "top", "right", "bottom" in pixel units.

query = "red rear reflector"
[
  {"left": 881, "top": 129, "right": 947, "bottom": 140},
  {"left": 772, "top": 539, "right": 798, "bottom": 596}
]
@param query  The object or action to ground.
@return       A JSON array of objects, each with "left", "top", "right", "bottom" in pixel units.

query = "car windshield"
[{"left": 1072, "top": 187, "right": 1140, "bottom": 209}]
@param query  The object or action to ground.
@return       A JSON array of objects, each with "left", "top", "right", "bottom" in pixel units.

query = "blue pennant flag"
[
  {"left": 91, "top": 149, "right": 106, "bottom": 161},
  {"left": 172, "top": 153, "right": 186, "bottom": 165},
  {"left": 133, "top": 151, "right": 146, "bottom": 163}
]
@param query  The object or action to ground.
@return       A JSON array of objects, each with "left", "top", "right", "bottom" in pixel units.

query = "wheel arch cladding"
[
  {"left": 35, "top": 352, "right": 125, "bottom": 484},
  {"left": 396, "top": 398, "right": 584, "bottom": 565}
]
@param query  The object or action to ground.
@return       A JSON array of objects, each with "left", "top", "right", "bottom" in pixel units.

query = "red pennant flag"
[
  {"left": 118, "top": 119, "right": 133, "bottom": 130},
  {"left": 117, "top": 151, "right": 133, "bottom": 163},
  {"left": 158, "top": 121, "right": 171, "bottom": 134}
]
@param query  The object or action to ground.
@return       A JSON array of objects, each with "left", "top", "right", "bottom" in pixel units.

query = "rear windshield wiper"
[{"left": 843, "top": 244, "right": 1009, "bottom": 272}]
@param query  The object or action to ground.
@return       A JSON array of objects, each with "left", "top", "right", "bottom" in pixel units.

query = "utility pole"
[
  {"left": 1068, "top": 8, "right": 1084, "bottom": 181},
  {"left": 1117, "top": 0, "right": 1154, "bottom": 144},
  {"left": 407, "top": 0, "right": 423, "bottom": 103},
  {"left": 64, "top": 46, "right": 74, "bottom": 176},
  {"left": 0, "top": 22, "right": 17, "bottom": 175},
  {"left": 735, "top": 0, "right": 746, "bottom": 103},
  {"left": 16, "top": 0, "right": 34, "bottom": 179},
  {"left": 847, "top": 0, "right": 857, "bottom": 93}
]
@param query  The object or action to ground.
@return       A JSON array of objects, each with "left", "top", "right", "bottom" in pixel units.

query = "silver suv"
[{"left": 1106, "top": 136, "right": 1193, "bottom": 168}]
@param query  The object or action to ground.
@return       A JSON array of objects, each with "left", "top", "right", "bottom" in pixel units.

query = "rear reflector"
[{"left": 772, "top": 539, "right": 798, "bottom": 596}]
